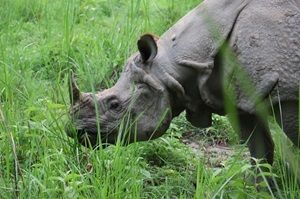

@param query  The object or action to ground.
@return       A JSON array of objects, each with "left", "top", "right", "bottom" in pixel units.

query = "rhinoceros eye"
[
  {"left": 110, "top": 101, "right": 119, "bottom": 109},
  {"left": 136, "top": 83, "right": 147, "bottom": 90},
  {"left": 108, "top": 98, "right": 121, "bottom": 112}
]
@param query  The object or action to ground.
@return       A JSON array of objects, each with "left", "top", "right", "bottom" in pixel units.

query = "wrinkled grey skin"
[{"left": 67, "top": 0, "right": 300, "bottom": 165}]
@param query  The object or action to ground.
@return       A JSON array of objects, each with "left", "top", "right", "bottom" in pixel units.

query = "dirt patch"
[{"left": 180, "top": 131, "right": 250, "bottom": 168}]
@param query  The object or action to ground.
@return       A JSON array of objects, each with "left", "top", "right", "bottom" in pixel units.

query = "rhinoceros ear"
[
  {"left": 137, "top": 34, "right": 158, "bottom": 63},
  {"left": 69, "top": 71, "right": 81, "bottom": 105}
]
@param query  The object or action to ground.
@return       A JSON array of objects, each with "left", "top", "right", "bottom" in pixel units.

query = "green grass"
[{"left": 0, "top": 0, "right": 299, "bottom": 198}]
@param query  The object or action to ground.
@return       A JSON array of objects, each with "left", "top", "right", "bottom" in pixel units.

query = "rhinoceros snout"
[
  {"left": 65, "top": 122, "right": 76, "bottom": 138},
  {"left": 66, "top": 126, "right": 106, "bottom": 149}
]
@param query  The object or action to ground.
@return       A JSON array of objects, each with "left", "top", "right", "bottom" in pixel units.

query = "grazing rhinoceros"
[{"left": 67, "top": 0, "right": 300, "bottom": 165}]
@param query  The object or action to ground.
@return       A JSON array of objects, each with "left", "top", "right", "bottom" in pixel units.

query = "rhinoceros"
[{"left": 67, "top": 0, "right": 300, "bottom": 165}]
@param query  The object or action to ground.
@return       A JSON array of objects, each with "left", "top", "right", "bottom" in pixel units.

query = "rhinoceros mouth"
[
  {"left": 75, "top": 129, "right": 97, "bottom": 148},
  {"left": 75, "top": 129, "right": 117, "bottom": 149}
]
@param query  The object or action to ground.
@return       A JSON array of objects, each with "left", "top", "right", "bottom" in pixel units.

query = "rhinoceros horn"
[{"left": 69, "top": 71, "right": 81, "bottom": 105}]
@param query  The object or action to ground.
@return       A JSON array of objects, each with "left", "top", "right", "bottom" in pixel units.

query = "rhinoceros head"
[{"left": 67, "top": 34, "right": 182, "bottom": 148}]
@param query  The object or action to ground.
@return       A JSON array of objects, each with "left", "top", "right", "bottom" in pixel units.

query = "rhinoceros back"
[{"left": 229, "top": 0, "right": 300, "bottom": 105}]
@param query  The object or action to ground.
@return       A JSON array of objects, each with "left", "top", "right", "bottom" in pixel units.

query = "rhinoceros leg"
[
  {"left": 239, "top": 114, "right": 274, "bottom": 165},
  {"left": 239, "top": 114, "right": 277, "bottom": 189},
  {"left": 274, "top": 100, "right": 300, "bottom": 147}
]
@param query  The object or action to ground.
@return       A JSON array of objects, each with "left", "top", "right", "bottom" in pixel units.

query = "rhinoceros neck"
[{"left": 160, "top": 5, "right": 215, "bottom": 66}]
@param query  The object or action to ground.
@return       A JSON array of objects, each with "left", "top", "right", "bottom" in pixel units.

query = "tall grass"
[{"left": 0, "top": 0, "right": 299, "bottom": 198}]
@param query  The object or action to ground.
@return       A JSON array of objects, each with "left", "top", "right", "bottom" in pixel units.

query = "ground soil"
[{"left": 180, "top": 131, "right": 250, "bottom": 168}]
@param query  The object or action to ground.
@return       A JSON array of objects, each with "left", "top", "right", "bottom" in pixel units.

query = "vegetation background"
[{"left": 0, "top": 0, "right": 299, "bottom": 198}]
